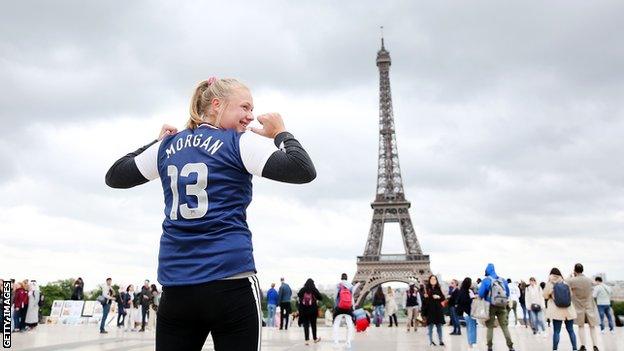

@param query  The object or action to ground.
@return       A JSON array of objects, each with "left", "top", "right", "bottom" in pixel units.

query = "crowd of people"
[
  {"left": 0, "top": 278, "right": 42, "bottom": 333},
  {"left": 0, "top": 277, "right": 161, "bottom": 336},
  {"left": 263, "top": 263, "right": 618, "bottom": 351},
  {"left": 2, "top": 262, "right": 620, "bottom": 350}
]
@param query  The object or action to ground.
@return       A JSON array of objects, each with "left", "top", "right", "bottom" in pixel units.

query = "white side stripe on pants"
[{"left": 248, "top": 275, "right": 263, "bottom": 351}]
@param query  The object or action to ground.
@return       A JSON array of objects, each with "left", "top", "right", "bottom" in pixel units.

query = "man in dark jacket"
[
  {"left": 139, "top": 280, "right": 151, "bottom": 332},
  {"left": 277, "top": 278, "right": 292, "bottom": 330},
  {"left": 478, "top": 263, "right": 515, "bottom": 351}
]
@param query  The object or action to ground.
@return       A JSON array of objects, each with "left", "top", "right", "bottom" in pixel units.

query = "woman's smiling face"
[{"left": 213, "top": 88, "right": 254, "bottom": 132}]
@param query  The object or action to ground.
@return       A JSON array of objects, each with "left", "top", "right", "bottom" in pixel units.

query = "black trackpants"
[{"left": 156, "top": 276, "right": 262, "bottom": 351}]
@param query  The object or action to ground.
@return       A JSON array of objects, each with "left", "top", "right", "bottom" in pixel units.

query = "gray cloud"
[{"left": 2, "top": 1, "right": 623, "bottom": 281}]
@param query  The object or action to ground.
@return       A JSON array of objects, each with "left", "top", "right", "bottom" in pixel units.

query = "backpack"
[
  {"left": 553, "top": 281, "right": 572, "bottom": 308},
  {"left": 489, "top": 278, "right": 508, "bottom": 307},
  {"left": 38, "top": 292, "right": 45, "bottom": 307},
  {"left": 337, "top": 285, "right": 353, "bottom": 310},
  {"left": 302, "top": 292, "right": 314, "bottom": 306}
]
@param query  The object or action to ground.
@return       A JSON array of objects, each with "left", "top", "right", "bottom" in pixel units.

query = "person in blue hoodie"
[
  {"left": 478, "top": 263, "right": 515, "bottom": 351},
  {"left": 266, "top": 283, "right": 279, "bottom": 328}
]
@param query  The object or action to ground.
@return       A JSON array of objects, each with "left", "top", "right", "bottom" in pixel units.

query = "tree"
[{"left": 39, "top": 278, "right": 74, "bottom": 317}]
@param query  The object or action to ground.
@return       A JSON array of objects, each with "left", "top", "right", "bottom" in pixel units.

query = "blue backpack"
[{"left": 553, "top": 282, "right": 571, "bottom": 308}]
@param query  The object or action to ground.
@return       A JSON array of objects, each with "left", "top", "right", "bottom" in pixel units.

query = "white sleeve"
[
  {"left": 239, "top": 132, "right": 278, "bottom": 176},
  {"left": 134, "top": 140, "right": 162, "bottom": 180}
]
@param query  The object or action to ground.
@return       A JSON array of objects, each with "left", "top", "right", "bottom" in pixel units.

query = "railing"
[{"left": 357, "top": 254, "right": 430, "bottom": 262}]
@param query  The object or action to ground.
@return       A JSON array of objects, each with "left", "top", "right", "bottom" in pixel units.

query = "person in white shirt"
[
  {"left": 592, "top": 277, "right": 614, "bottom": 334},
  {"left": 507, "top": 279, "right": 520, "bottom": 326},
  {"left": 525, "top": 277, "right": 547, "bottom": 336}
]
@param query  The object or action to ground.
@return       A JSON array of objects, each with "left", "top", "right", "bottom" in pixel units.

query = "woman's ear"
[{"left": 210, "top": 97, "right": 221, "bottom": 110}]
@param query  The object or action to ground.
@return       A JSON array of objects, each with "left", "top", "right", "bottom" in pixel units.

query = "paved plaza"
[{"left": 10, "top": 322, "right": 623, "bottom": 351}]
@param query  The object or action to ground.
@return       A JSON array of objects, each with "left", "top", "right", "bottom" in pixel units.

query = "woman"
[
  {"left": 13, "top": 282, "right": 28, "bottom": 332},
  {"left": 372, "top": 286, "right": 385, "bottom": 327},
  {"left": 124, "top": 285, "right": 137, "bottom": 332},
  {"left": 149, "top": 284, "right": 160, "bottom": 331},
  {"left": 72, "top": 278, "right": 84, "bottom": 300},
  {"left": 543, "top": 268, "right": 577, "bottom": 351},
  {"left": 106, "top": 77, "right": 316, "bottom": 351},
  {"left": 25, "top": 281, "right": 40, "bottom": 329},
  {"left": 297, "top": 279, "right": 322, "bottom": 345},
  {"left": 385, "top": 287, "right": 398, "bottom": 327},
  {"left": 422, "top": 275, "right": 445, "bottom": 346},
  {"left": 525, "top": 277, "right": 546, "bottom": 336},
  {"left": 405, "top": 283, "right": 421, "bottom": 332},
  {"left": 457, "top": 277, "right": 477, "bottom": 348}
]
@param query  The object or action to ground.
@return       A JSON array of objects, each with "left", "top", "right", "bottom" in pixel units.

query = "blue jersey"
[{"left": 135, "top": 124, "right": 277, "bottom": 286}]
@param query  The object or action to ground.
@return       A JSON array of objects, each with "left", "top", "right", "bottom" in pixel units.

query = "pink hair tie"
[{"left": 207, "top": 76, "right": 217, "bottom": 85}]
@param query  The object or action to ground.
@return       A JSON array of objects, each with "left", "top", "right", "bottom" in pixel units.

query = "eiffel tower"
[{"left": 352, "top": 36, "right": 432, "bottom": 306}]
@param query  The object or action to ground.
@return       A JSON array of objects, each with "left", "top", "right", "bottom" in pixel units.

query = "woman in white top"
[
  {"left": 525, "top": 277, "right": 546, "bottom": 336},
  {"left": 385, "top": 287, "right": 398, "bottom": 327}
]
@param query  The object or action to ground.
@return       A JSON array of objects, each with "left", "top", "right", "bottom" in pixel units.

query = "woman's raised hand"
[
  {"left": 249, "top": 113, "right": 286, "bottom": 139},
  {"left": 158, "top": 124, "right": 178, "bottom": 141}
]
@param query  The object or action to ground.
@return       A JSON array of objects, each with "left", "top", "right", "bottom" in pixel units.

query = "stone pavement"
[{"left": 10, "top": 323, "right": 624, "bottom": 351}]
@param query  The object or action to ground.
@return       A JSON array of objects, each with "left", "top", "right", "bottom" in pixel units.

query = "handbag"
[
  {"left": 530, "top": 303, "right": 541, "bottom": 312},
  {"left": 96, "top": 295, "right": 107, "bottom": 305},
  {"left": 471, "top": 298, "right": 490, "bottom": 321}
]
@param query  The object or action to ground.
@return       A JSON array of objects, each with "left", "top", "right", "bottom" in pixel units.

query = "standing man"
[
  {"left": 478, "top": 263, "right": 515, "bottom": 351},
  {"left": 567, "top": 264, "right": 600, "bottom": 351},
  {"left": 139, "top": 280, "right": 151, "bottom": 332},
  {"left": 99, "top": 278, "right": 115, "bottom": 334},
  {"left": 277, "top": 278, "right": 292, "bottom": 330},
  {"left": 593, "top": 277, "right": 614, "bottom": 334},
  {"left": 266, "top": 283, "right": 279, "bottom": 327},
  {"left": 448, "top": 280, "right": 461, "bottom": 335}
]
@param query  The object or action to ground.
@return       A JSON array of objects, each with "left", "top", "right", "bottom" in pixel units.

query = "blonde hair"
[{"left": 187, "top": 78, "right": 248, "bottom": 130}]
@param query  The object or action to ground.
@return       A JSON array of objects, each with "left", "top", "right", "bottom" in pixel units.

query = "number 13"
[{"left": 167, "top": 163, "right": 208, "bottom": 220}]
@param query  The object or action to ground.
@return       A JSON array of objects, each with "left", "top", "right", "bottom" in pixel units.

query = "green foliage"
[
  {"left": 87, "top": 288, "right": 102, "bottom": 301},
  {"left": 39, "top": 278, "right": 74, "bottom": 316},
  {"left": 612, "top": 301, "right": 624, "bottom": 316}
]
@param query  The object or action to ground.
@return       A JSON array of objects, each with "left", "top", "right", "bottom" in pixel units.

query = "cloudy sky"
[{"left": 2, "top": 1, "right": 623, "bottom": 292}]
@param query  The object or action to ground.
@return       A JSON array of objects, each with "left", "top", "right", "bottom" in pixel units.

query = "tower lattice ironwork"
[{"left": 352, "top": 37, "right": 432, "bottom": 306}]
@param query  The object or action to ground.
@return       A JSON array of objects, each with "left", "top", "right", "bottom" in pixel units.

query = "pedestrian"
[
  {"left": 478, "top": 263, "right": 515, "bottom": 351},
  {"left": 593, "top": 276, "right": 614, "bottom": 334},
  {"left": 507, "top": 278, "right": 520, "bottom": 327},
  {"left": 385, "top": 287, "right": 398, "bottom": 327},
  {"left": 404, "top": 283, "right": 421, "bottom": 332},
  {"left": 297, "top": 278, "right": 322, "bottom": 345},
  {"left": 372, "top": 286, "right": 385, "bottom": 327},
  {"left": 457, "top": 277, "right": 477, "bottom": 348},
  {"left": 98, "top": 278, "right": 115, "bottom": 334},
  {"left": 124, "top": 285, "right": 137, "bottom": 332},
  {"left": 148, "top": 284, "right": 160, "bottom": 331},
  {"left": 139, "top": 280, "right": 151, "bottom": 332},
  {"left": 14, "top": 281, "right": 28, "bottom": 332},
  {"left": 567, "top": 263, "right": 600, "bottom": 351},
  {"left": 116, "top": 288, "right": 126, "bottom": 328},
  {"left": 525, "top": 277, "right": 547, "bottom": 336},
  {"left": 422, "top": 274, "right": 445, "bottom": 347},
  {"left": 105, "top": 77, "right": 315, "bottom": 350},
  {"left": 71, "top": 278, "right": 84, "bottom": 300},
  {"left": 449, "top": 279, "right": 461, "bottom": 335},
  {"left": 333, "top": 273, "right": 357, "bottom": 348},
  {"left": 278, "top": 278, "right": 293, "bottom": 330},
  {"left": 518, "top": 280, "right": 529, "bottom": 328},
  {"left": 543, "top": 267, "right": 578, "bottom": 351},
  {"left": 266, "top": 283, "right": 279, "bottom": 328},
  {"left": 25, "top": 280, "right": 40, "bottom": 329}
]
